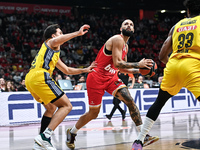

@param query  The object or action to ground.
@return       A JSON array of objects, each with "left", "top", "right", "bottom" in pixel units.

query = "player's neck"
[{"left": 121, "top": 34, "right": 129, "bottom": 43}]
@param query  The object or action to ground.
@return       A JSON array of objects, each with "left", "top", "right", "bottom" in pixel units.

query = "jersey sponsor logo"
[
  {"left": 180, "top": 20, "right": 196, "bottom": 25},
  {"left": 177, "top": 25, "right": 197, "bottom": 32},
  {"left": 104, "top": 64, "right": 116, "bottom": 74}
]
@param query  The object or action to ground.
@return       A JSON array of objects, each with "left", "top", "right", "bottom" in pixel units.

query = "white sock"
[
  {"left": 137, "top": 117, "right": 155, "bottom": 143},
  {"left": 43, "top": 128, "right": 53, "bottom": 139},
  {"left": 70, "top": 125, "right": 79, "bottom": 134},
  {"left": 136, "top": 125, "right": 142, "bottom": 132}
]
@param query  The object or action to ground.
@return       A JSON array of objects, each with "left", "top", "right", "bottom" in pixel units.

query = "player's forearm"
[
  {"left": 116, "top": 61, "right": 140, "bottom": 69},
  {"left": 119, "top": 68, "right": 139, "bottom": 74},
  {"left": 52, "top": 31, "right": 79, "bottom": 46},
  {"left": 65, "top": 67, "right": 87, "bottom": 75}
]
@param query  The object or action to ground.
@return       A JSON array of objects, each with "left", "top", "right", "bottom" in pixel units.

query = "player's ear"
[
  {"left": 120, "top": 27, "right": 122, "bottom": 32},
  {"left": 52, "top": 34, "right": 56, "bottom": 38}
]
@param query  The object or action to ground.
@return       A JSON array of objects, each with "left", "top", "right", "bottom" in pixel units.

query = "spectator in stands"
[
  {"left": 135, "top": 75, "right": 150, "bottom": 89},
  {"left": 4, "top": 80, "right": 15, "bottom": 92},
  {"left": 0, "top": 8, "right": 181, "bottom": 93},
  {"left": 78, "top": 75, "right": 86, "bottom": 83},
  {"left": 74, "top": 75, "right": 86, "bottom": 90},
  {"left": 64, "top": 75, "right": 71, "bottom": 80},
  {"left": 13, "top": 71, "right": 21, "bottom": 84},
  {"left": 55, "top": 74, "right": 62, "bottom": 84},
  {"left": 144, "top": 76, "right": 153, "bottom": 88},
  {"left": 152, "top": 76, "right": 163, "bottom": 88},
  {"left": 0, "top": 77, "right": 5, "bottom": 92},
  {"left": 137, "top": 75, "right": 144, "bottom": 88},
  {"left": 17, "top": 79, "right": 27, "bottom": 91}
]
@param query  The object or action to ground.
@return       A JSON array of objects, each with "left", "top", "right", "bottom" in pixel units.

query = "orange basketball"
[{"left": 139, "top": 62, "right": 157, "bottom": 77}]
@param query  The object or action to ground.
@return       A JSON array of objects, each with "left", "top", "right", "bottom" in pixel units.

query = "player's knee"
[
  {"left": 125, "top": 99, "right": 134, "bottom": 108},
  {"left": 45, "top": 104, "right": 57, "bottom": 114},
  {"left": 89, "top": 109, "right": 100, "bottom": 119},
  {"left": 66, "top": 103, "right": 73, "bottom": 111},
  {"left": 121, "top": 95, "right": 134, "bottom": 106},
  {"left": 59, "top": 102, "right": 73, "bottom": 112},
  {"left": 117, "top": 88, "right": 133, "bottom": 102},
  {"left": 91, "top": 113, "right": 99, "bottom": 119}
]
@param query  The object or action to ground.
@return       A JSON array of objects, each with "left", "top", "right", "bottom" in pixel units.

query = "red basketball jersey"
[{"left": 93, "top": 42, "right": 127, "bottom": 78}]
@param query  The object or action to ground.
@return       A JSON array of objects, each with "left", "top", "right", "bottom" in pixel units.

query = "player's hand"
[
  {"left": 138, "top": 58, "right": 153, "bottom": 69},
  {"left": 129, "top": 85, "right": 134, "bottom": 89},
  {"left": 85, "top": 61, "right": 97, "bottom": 73},
  {"left": 78, "top": 24, "right": 90, "bottom": 36}
]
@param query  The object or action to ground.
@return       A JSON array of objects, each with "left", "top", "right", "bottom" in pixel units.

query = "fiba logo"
[{"left": 33, "top": 5, "right": 41, "bottom": 13}]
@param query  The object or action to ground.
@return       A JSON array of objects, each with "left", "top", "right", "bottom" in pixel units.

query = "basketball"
[{"left": 139, "top": 62, "right": 157, "bottom": 77}]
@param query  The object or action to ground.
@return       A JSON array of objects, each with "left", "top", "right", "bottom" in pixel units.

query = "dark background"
[
  {"left": 0, "top": 0, "right": 187, "bottom": 20},
  {"left": 0, "top": 0, "right": 185, "bottom": 10}
]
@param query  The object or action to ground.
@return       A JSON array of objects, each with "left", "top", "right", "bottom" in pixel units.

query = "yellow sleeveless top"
[
  {"left": 30, "top": 42, "right": 60, "bottom": 76},
  {"left": 170, "top": 15, "right": 200, "bottom": 59}
]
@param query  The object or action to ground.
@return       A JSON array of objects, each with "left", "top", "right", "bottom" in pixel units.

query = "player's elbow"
[
  {"left": 113, "top": 62, "right": 119, "bottom": 68},
  {"left": 114, "top": 61, "right": 123, "bottom": 69},
  {"left": 159, "top": 54, "right": 164, "bottom": 62},
  {"left": 159, "top": 55, "right": 167, "bottom": 64}
]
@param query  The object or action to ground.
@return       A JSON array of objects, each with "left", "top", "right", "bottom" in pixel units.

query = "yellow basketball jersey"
[
  {"left": 30, "top": 42, "right": 60, "bottom": 76},
  {"left": 170, "top": 16, "right": 200, "bottom": 59}
]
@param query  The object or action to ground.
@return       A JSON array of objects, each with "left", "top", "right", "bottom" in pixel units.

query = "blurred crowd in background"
[{"left": 0, "top": 8, "right": 180, "bottom": 92}]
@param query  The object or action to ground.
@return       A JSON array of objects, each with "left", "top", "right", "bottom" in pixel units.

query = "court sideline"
[{"left": 1, "top": 111, "right": 200, "bottom": 150}]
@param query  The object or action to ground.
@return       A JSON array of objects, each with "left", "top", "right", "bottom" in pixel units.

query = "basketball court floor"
[{"left": 1, "top": 111, "right": 200, "bottom": 150}]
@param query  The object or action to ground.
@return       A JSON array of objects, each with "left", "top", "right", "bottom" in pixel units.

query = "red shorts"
[{"left": 86, "top": 72, "right": 126, "bottom": 107}]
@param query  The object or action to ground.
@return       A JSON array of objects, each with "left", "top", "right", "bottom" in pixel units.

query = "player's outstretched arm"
[
  {"left": 50, "top": 24, "right": 90, "bottom": 48},
  {"left": 56, "top": 58, "right": 97, "bottom": 75}
]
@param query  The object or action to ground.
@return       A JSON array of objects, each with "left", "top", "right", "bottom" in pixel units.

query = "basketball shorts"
[
  {"left": 161, "top": 57, "right": 200, "bottom": 99},
  {"left": 86, "top": 71, "right": 126, "bottom": 107},
  {"left": 25, "top": 69, "right": 64, "bottom": 105}
]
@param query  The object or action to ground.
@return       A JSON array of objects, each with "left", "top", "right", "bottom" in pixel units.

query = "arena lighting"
[
  {"left": 161, "top": 10, "right": 166, "bottom": 13},
  {"left": 181, "top": 10, "right": 186, "bottom": 13},
  {"left": 101, "top": 7, "right": 110, "bottom": 9}
]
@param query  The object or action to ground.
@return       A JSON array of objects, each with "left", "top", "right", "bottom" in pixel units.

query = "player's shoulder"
[
  {"left": 111, "top": 34, "right": 123, "bottom": 39},
  {"left": 109, "top": 34, "right": 123, "bottom": 43}
]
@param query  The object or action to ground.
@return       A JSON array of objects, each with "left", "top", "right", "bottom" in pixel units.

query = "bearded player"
[{"left": 66, "top": 19, "right": 159, "bottom": 149}]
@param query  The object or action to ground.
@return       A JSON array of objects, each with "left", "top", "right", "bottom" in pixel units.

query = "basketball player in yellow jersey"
[
  {"left": 25, "top": 24, "right": 96, "bottom": 150},
  {"left": 132, "top": 0, "right": 200, "bottom": 149}
]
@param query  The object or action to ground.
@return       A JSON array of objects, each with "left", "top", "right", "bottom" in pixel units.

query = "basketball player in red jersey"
[{"left": 66, "top": 19, "right": 159, "bottom": 149}]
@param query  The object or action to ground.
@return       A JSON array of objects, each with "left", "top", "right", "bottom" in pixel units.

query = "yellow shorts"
[
  {"left": 25, "top": 69, "right": 64, "bottom": 105},
  {"left": 161, "top": 57, "right": 200, "bottom": 98}
]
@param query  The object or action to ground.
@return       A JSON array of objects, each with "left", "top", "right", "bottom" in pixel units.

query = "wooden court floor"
[{"left": 1, "top": 111, "right": 200, "bottom": 150}]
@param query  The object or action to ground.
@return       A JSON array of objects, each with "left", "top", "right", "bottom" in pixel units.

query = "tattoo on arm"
[
  {"left": 132, "top": 70, "right": 139, "bottom": 74},
  {"left": 116, "top": 62, "right": 139, "bottom": 69}
]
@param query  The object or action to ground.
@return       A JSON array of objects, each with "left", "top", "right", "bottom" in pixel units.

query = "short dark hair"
[
  {"left": 184, "top": 0, "right": 200, "bottom": 16},
  {"left": 43, "top": 24, "right": 60, "bottom": 40}
]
